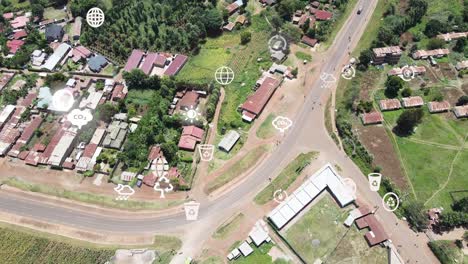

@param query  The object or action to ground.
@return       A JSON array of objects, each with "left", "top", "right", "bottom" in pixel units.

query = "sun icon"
[{"left": 184, "top": 106, "right": 202, "bottom": 123}]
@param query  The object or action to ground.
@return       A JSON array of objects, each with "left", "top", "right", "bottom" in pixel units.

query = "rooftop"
[{"left": 164, "top": 54, "right": 188, "bottom": 76}]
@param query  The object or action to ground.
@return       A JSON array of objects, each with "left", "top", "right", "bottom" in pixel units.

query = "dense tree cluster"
[
  {"left": 384, "top": 75, "right": 405, "bottom": 98},
  {"left": 81, "top": 0, "right": 223, "bottom": 61},
  {"left": 1, "top": 27, "right": 49, "bottom": 69},
  {"left": 118, "top": 71, "right": 182, "bottom": 169},
  {"left": 395, "top": 109, "right": 424, "bottom": 136},
  {"left": 376, "top": 0, "right": 427, "bottom": 47}
]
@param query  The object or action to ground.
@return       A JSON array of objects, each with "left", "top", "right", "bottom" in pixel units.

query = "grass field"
[
  {"left": 206, "top": 145, "right": 269, "bottom": 193},
  {"left": 283, "top": 195, "right": 387, "bottom": 263},
  {"left": 254, "top": 152, "right": 318, "bottom": 205},
  {"left": 3, "top": 177, "right": 186, "bottom": 210},
  {"left": 0, "top": 222, "right": 182, "bottom": 264},
  {"left": 428, "top": 240, "right": 465, "bottom": 264},
  {"left": 380, "top": 104, "right": 468, "bottom": 210},
  {"left": 44, "top": 7, "right": 67, "bottom": 20},
  {"left": 256, "top": 114, "right": 276, "bottom": 139},
  {"left": 212, "top": 213, "right": 244, "bottom": 240},
  {"left": 283, "top": 195, "right": 350, "bottom": 263},
  {"left": 294, "top": 51, "right": 312, "bottom": 62}
]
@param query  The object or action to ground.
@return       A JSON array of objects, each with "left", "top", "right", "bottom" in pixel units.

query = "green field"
[
  {"left": 428, "top": 240, "right": 466, "bottom": 264},
  {"left": 231, "top": 243, "right": 291, "bottom": 264},
  {"left": 380, "top": 104, "right": 468, "bottom": 210},
  {"left": 283, "top": 195, "right": 387, "bottom": 264},
  {"left": 0, "top": 227, "right": 114, "bottom": 264},
  {"left": 206, "top": 145, "right": 269, "bottom": 193},
  {"left": 254, "top": 152, "right": 318, "bottom": 205},
  {"left": 256, "top": 114, "right": 277, "bottom": 139},
  {"left": 0, "top": 222, "right": 181, "bottom": 264}
]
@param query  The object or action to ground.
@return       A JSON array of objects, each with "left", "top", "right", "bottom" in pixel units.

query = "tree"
[
  {"left": 291, "top": 67, "right": 298, "bottom": 78},
  {"left": 427, "top": 38, "right": 445, "bottom": 50},
  {"left": 403, "top": 200, "right": 429, "bottom": 232},
  {"left": 96, "top": 103, "right": 118, "bottom": 123},
  {"left": 401, "top": 87, "right": 412, "bottom": 97},
  {"left": 452, "top": 197, "right": 468, "bottom": 213},
  {"left": 31, "top": 3, "right": 45, "bottom": 20},
  {"left": 123, "top": 69, "right": 148, "bottom": 90},
  {"left": 240, "top": 31, "right": 252, "bottom": 45},
  {"left": 204, "top": 9, "right": 223, "bottom": 35},
  {"left": 385, "top": 75, "right": 404, "bottom": 98},
  {"left": 306, "top": 28, "right": 316, "bottom": 38},
  {"left": 453, "top": 37, "right": 467, "bottom": 53},
  {"left": 456, "top": 95, "right": 468, "bottom": 106},
  {"left": 395, "top": 109, "right": 424, "bottom": 136},
  {"left": 424, "top": 19, "right": 445, "bottom": 38},
  {"left": 439, "top": 211, "right": 468, "bottom": 229},
  {"left": 358, "top": 49, "right": 373, "bottom": 69}
]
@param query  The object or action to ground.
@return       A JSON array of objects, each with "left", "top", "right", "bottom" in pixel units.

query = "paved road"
[{"left": 0, "top": 1, "right": 438, "bottom": 263}]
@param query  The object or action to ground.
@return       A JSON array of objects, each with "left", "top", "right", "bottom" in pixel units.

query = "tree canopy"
[{"left": 81, "top": 0, "right": 222, "bottom": 62}]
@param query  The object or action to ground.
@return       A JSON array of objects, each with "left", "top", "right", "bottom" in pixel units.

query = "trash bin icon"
[
  {"left": 368, "top": 173, "right": 382, "bottom": 192},
  {"left": 198, "top": 144, "right": 214, "bottom": 162},
  {"left": 184, "top": 201, "right": 200, "bottom": 221}
]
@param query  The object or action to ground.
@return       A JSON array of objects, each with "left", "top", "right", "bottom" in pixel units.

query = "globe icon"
[
  {"left": 215, "top": 66, "right": 235, "bottom": 85},
  {"left": 86, "top": 7, "right": 105, "bottom": 28}
]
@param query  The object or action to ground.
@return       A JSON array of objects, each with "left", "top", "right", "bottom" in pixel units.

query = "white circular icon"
[
  {"left": 215, "top": 66, "right": 235, "bottom": 85},
  {"left": 268, "top": 35, "right": 288, "bottom": 54},
  {"left": 51, "top": 89, "right": 75, "bottom": 112},
  {"left": 382, "top": 192, "right": 400, "bottom": 212},
  {"left": 86, "top": 7, "right": 105, "bottom": 28},
  {"left": 273, "top": 189, "right": 288, "bottom": 204},
  {"left": 341, "top": 65, "right": 356, "bottom": 80},
  {"left": 401, "top": 66, "right": 415, "bottom": 82}
]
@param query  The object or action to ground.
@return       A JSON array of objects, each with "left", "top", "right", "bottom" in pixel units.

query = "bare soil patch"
[
  {"left": 442, "top": 88, "right": 465, "bottom": 105},
  {"left": 356, "top": 124, "right": 409, "bottom": 189},
  {"left": 439, "top": 62, "right": 457, "bottom": 80}
]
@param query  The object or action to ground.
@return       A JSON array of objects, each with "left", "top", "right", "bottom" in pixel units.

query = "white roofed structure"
[{"left": 268, "top": 163, "right": 355, "bottom": 229}]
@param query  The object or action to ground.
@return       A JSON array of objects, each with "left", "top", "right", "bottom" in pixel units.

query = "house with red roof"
[
  {"left": 240, "top": 76, "right": 282, "bottom": 122},
  {"left": 111, "top": 83, "right": 127, "bottom": 102},
  {"left": 71, "top": 46, "right": 92, "bottom": 63},
  {"left": 178, "top": 91, "right": 200, "bottom": 110},
  {"left": 315, "top": 10, "right": 333, "bottom": 21},
  {"left": 12, "top": 30, "right": 27, "bottom": 40},
  {"left": 301, "top": 35, "right": 318, "bottom": 47},
  {"left": 3, "top": 13, "right": 14, "bottom": 20},
  {"left": 164, "top": 54, "right": 188, "bottom": 76},
  {"left": 178, "top": 125, "right": 204, "bottom": 151},
  {"left": 124, "top": 49, "right": 144, "bottom": 72},
  {"left": 361, "top": 111, "right": 383, "bottom": 125},
  {"left": 7, "top": 39, "right": 25, "bottom": 54},
  {"left": 11, "top": 15, "right": 29, "bottom": 29}
]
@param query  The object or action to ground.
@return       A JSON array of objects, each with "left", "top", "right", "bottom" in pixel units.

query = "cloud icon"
[
  {"left": 67, "top": 109, "right": 93, "bottom": 129},
  {"left": 114, "top": 184, "right": 135, "bottom": 200},
  {"left": 272, "top": 116, "right": 293, "bottom": 133}
]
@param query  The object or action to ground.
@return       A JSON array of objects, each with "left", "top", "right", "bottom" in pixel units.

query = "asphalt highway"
[{"left": 0, "top": 1, "right": 439, "bottom": 263}]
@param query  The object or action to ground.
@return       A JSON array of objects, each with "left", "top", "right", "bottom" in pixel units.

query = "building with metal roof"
[
  {"left": 42, "top": 43, "right": 71, "bottom": 71},
  {"left": 218, "top": 130, "right": 240, "bottom": 152},
  {"left": 268, "top": 163, "right": 355, "bottom": 230}
]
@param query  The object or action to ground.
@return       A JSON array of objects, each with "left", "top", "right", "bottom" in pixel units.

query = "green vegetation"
[
  {"left": 294, "top": 51, "right": 312, "bottom": 62},
  {"left": 284, "top": 195, "right": 387, "bottom": 263},
  {"left": 0, "top": 221, "right": 181, "bottom": 264},
  {"left": 0, "top": 227, "right": 114, "bottom": 264},
  {"left": 3, "top": 177, "right": 185, "bottom": 210},
  {"left": 254, "top": 152, "right": 317, "bottom": 205},
  {"left": 79, "top": 0, "right": 224, "bottom": 62},
  {"left": 256, "top": 114, "right": 277, "bottom": 139},
  {"left": 0, "top": 74, "right": 38, "bottom": 107},
  {"left": 428, "top": 240, "right": 465, "bottom": 264},
  {"left": 231, "top": 243, "right": 275, "bottom": 264},
  {"left": 206, "top": 145, "right": 268, "bottom": 193},
  {"left": 212, "top": 213, "right": 244, "bottom": 240}
]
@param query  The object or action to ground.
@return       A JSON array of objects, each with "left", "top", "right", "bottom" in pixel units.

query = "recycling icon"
[{"left": 153, "top": 175, "right": 173, "bottom": 198}]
